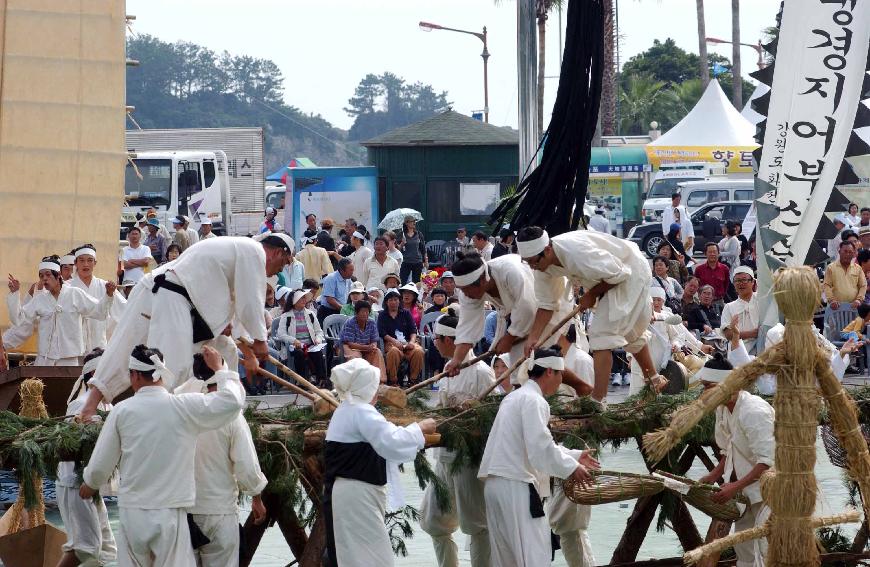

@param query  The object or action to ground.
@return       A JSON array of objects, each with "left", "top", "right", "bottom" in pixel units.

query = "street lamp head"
[{"left": 419, "top": 21, "right": 440, "bottom": 32}]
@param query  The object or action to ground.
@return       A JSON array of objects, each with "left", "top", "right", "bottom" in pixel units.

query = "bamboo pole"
[
  {"left": 405, "top": 350, "right": 495, "bottom": 394},
  {"left": 253, "top": 366, "right": 315, "bottom": 401}
]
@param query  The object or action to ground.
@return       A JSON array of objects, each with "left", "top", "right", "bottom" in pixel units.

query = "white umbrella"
[{"left": 378, "top": 208, "right": 423, "bottom": 232}]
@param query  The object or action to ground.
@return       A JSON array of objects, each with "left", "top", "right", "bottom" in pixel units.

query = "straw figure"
[
  {"left": 642, "top": 266, "right": 870, "bottom": 567},
  {"left": 0, "top": 379, "right": 49, "bottom": 534}
]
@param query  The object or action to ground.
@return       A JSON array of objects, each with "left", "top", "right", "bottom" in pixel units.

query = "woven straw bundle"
[
  {"left": 655, "top": 471, "right": 749, "bottom": 521},
  {"left": 560, "top": 470, "right": 664, "bottom": 505}
]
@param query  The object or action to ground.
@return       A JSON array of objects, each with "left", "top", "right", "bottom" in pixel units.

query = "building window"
[
  {"left": 392, "top": 180, "right": 424, "bottom": 210},
  {"left": 428, "top": 180, "right": 502, "bottom": 224}
]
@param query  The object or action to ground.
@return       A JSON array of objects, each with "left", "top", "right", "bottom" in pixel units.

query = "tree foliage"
[
  {"left": 344, "top": 72, "right": 451, "bottom": 141},
  {"left": 126, "top": 35, "right": 363, "bottom": 168},
  {"left": 618, "top": 38, "right": 756, "bottom": 135}
]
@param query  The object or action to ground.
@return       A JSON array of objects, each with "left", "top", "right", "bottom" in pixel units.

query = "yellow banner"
[
  {"left": 587, "top": 174, "right": 622, "bottom": 198},
  {"left": 645, "top": 145, "right": 758, "bottom": 174}
]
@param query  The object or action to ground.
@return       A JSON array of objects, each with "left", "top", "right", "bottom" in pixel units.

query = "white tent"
[
  {"left": 649, "top": 79, "right": 757, "bottom": 147},
  {"left": 741, "top": 83, "right": 770, "bottom": 126}
]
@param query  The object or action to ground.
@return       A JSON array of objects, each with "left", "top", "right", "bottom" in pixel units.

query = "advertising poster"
[{"left": 287, "top": 167, "right": 379, "bottom": 245}]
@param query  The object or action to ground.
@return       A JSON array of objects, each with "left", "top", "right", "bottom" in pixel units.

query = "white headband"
[
  {"left": 434, "top": 319, "right": 457, "bottom": 337},
  {"left": 650, "top": 287, "right": 666, "bottom": 300},
  {"left": 697, "top": 367, "right": 730, "bottom": 384},
  {"left": 352, "top": 231, "right": 365, "bottom": 241},
  {"left": 75, "top": 248, "right": 96, "bottom": 259},
  {"left": 60, "top": 255, "right": 76, "bottom": 266},
  {"left": 527, "top": 355, "right": 565, "bottom": 371},
  {"left": 516, "top": 230, "right": 550, "bottom": 258},
  {"left": 453, "top": 263, "right": 487, "bottom": 287},
  {"left": 129, "top": 354, "right": 175, "bottom": 383},
  {"left": 68, "top": 356, "right": 102, "bottom": 405},
  {"left": 38, "top": 261, "right": 60, "bottom": 272}
]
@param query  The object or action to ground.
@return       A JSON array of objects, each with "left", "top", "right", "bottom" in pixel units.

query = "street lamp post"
[
  {"left": 419, "top": 21, "right": 490, "bottom": 123},
  {"left": 705, "top": 36, "right": 765, "bottom": 70}
]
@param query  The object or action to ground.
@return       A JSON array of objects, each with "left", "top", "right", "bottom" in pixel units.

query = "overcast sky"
[{"left": 126, "top": 0, "right": 781, "bottom": 131}]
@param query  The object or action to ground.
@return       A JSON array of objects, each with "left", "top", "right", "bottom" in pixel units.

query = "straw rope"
[{"left": 683, "top": 510, "right": 861, "bottom": 566}]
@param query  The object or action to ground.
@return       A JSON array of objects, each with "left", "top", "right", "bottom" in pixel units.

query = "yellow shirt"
[
  {"left": 823, "top": 261, "right": 867, "bottom": 303},
  {"left": 842, "top": 316, "right": 866, "bottom": 338},
  {"left": 297, "top": 244, "right": 334, "bottom": 282}
]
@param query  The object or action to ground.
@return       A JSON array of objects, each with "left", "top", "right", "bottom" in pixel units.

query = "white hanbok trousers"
[
  {"left": 191, "top": 513, "right": 239, "bottom": 567},
  {"left": 57, "top": 486, "right": 116, "bottom": 566},
  {"left": 93, "top": 272, "right": 200, "bottom": 399},
  {"left": 547, "top": 483, "right": 594, "bottom": 567},
  {"left": 483, "top": 476, "right": 549, "bottom": 567},
  {"left": 734, "top": 502, "right": 770, "bottom": 567},
  {"left": 419, "top": 461, "right": 490, "bottom": 567},
  {"left": 117, "top": 507, "right": 195, "bottom": 567},
  {"left": 331, "top": 477, "right": 394, "bottom": 567}
]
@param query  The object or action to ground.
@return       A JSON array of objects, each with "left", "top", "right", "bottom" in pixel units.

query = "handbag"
[{"left": 654, "top": 276, "right": 683, "bottom": 314}]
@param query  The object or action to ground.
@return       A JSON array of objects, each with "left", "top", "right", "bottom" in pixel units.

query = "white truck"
[
  {"left": 641, "top": 162, "right": 735, "bottom": 222},
  {"left": 123, "top": 127, "right": 271, "bottom": 236}
]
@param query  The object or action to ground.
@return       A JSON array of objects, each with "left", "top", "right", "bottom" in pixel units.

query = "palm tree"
[
  {"left": 618, "top": 74, "right": 667, "bottom": 134},
  {"left": 601, "top": 0, "right": 617, "bottom": 135},
  {"left": 696, "top": 0, "right": 709, "bottom": 88},
  {"left": 731, "top": 0, "right": 742, "bottom": 106}
]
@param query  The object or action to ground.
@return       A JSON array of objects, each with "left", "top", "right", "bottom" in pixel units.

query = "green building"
[{"left": 362, "top": 110, "right": 519, "bottom": 241}]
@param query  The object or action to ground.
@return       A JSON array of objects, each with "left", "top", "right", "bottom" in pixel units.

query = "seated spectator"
[
  {"left": 651, "top": 255, "right": 684, "bottom": 313},
  {"left": 681, "top": 277, "right": 700, "bottom": 314},
  {"left": 400, "top": 282, "right": 423, "bottom": 327},
  {"left": 340, "top": 281, "right": 368, "bottom": 316},
  {"left": 378, "top": 289, "right": 424, "bottom": 386},
  {"left": 382, "top": 272, "right": 401, "bottom": 291},
  {"left": 685, "top": 284, "right": 722, "bottom": 334},
  {"left": 317, "top": 258, "right": 353, "bottom": 324},
  {"left": 339, "top": 300, "right": 386, "bottom": 382},
  {"left": 425, "top": 288, "right": 448, "bottom": 314},
  {"left": 164, "top": 243, "right": 182, "bottom": 263},
  {"left": 841, "top": 303, "right": 870, "bottom": 342},
  {"left": 275, "top": 289, "right": 327, "bottom": 386},
  {"left": 694, "top": 243, "right": 730, "bottom": 304},
  {"left": 656, "top": 240, "right": 689, "bottom": 283},
  {"left": 480, "top": 308, "right": 499, "bottom": 353},
  {"left": 367, "top": 287, "right": 384, "bottom": 315},
  {"left": 824, "top": 241, "right": 866, "bottom": 309}
]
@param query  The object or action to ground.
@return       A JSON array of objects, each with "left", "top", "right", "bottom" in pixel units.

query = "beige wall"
[{"left": 0, "top": 0, "right": 127, "bottom": 329}]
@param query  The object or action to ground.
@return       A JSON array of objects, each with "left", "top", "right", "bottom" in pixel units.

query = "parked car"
[{"left": 627, "top": 201, "right": 752, "bottom": 258}]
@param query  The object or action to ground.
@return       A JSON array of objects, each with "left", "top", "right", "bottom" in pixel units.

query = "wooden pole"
[
  {"left": 405, "top": 350, "right": 495, "bottom": 394},
  {"left": 254, "top": 366, "right": 315, "bottom": 401},
  {"left": 237, "top": 339, "right": 338, "bottom": 408}
]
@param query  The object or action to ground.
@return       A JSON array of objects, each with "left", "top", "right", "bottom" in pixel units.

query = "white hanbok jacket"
[
  {"left": 720, "top": 294, "right": 759, "bottom": 353},
  {"left": 70, "top": 275, "right": 128, "bottom": 351},
  {"left": 456, "top": 254, "right": 537, "bottom": 346},
  {"left": 478, "top": 380, "right": 580, "bottom": 497},
  {"left": 4, "top": 285, "right": 112, "bottom": 360},
  {"left": 714, "top": 391, "right": 775, "bottom": 504},
  {"left": 189, "top": 413, "right": 267, "bottom": 515},
  {"left": 161, "top": 236, "right": 268, "bottom": 342},
  {"left": 535, "top": 231, "right": 651, "bottom": 330},
  {"left": 83, "top": 370, "right": 245, "bottom": 509}
]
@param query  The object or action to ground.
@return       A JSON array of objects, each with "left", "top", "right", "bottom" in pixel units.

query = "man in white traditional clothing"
[
  {"left": 720, "top": 266, "right": 760, "bottom": 354},
  {"left": 478, "top": 347, "right": 599, "bottom": 566},
  {"left": 695, "top": 354, "right": 774, "bottom": 567},
  {"left": 56, "top": 348, "right": 117, "bottom": 567},
  {"left": 420, "top": 307, "right": 495, "bottom": 567},
  {"left": 443, "top": 252, "right": 588, "bottom": 393},
  {"left": 548, "top": 327, "right": 596, "bottom": 567},
  {"left": 80, "top": 234, "right": 293, "bottom": 420},
  {"left": 627, "top": 289, "right": 713, "bottom": 395},
  {"left": 60, "top": 253, "right": 76, "bottom": 281},
  {"left": 81, "top": 344, "right": 245, "bottom": 567},
  {"left": 515, "top": 227, "right": 664, "bottom": 405},
  {"left": 175, "top": 352, "right": 268, "bottom": 567},
  {"left": 324, "top": 359, "right": 436, "bottom": 567},
  {"left": 70, "top": 244, "right": 128, "bottom": 351},
  {"left": 4, "top": 255, "right": 116, "bottom": 365},
  {"left": 727, "top": 322, "right": 856, "bottom": 395}
]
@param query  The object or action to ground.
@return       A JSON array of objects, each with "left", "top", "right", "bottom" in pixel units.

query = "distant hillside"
[{"left": 125, "top": 35, "right": 364, "bottom": 170}]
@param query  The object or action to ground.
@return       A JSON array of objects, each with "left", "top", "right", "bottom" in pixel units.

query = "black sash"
[
  {"left": 529, "top": 483, "right": 545, "bottom": 518},
  {"left": 186, "top": 513, "right": 211, "bottom": 549},
  {"left": 323, "top": 441, "right": 387, "bottom": 567},
  {"left": 152, "top": 274, "right": 214, "bottom": 343}
]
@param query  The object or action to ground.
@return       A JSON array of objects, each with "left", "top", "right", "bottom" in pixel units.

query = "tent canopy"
[
  {"left": 649, "top": 80, "right": 757, "bottom": 147},
  {"left": 267, "top": 157, "right": 317, "bottom": 182},
  {"left": 741, "top": 83, "right": 770, "bottom": 127}
]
